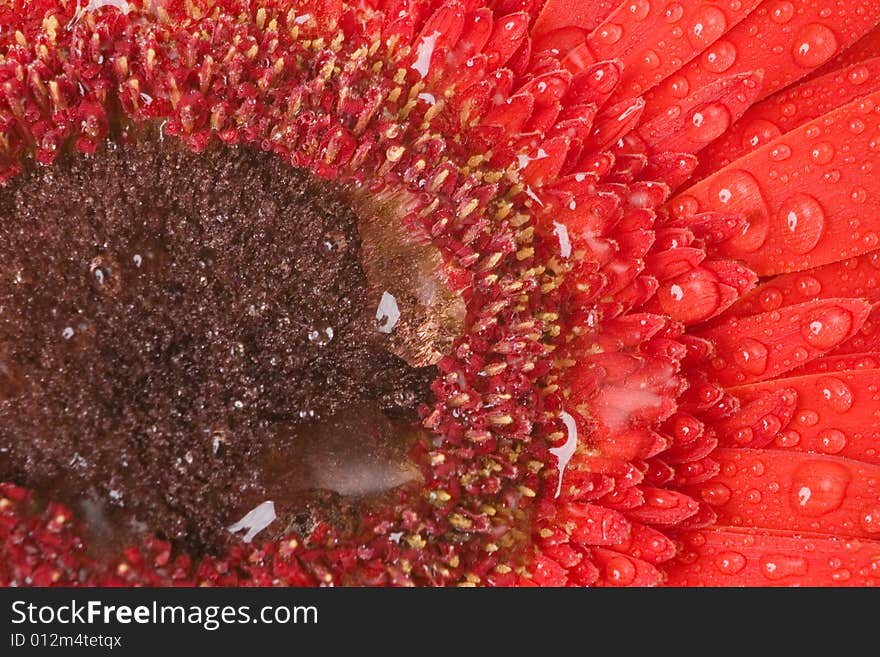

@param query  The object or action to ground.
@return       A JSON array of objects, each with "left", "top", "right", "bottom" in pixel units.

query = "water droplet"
[
  {"left": 308, "top": 325, "right": 335, "bottom": 346},
  {"left": 851, "top": 187, "right": 868, "bottom": 204},
  {"left": 762, "top": 554, "right": 808, "bottom": 580},
  {"left": 769, "top": 144, "right": 792, "bottom": 161},
  {"left": 817, "top": 376, "right": 854, "bottom": 413},
  {"left": 687, "top": 6, "right": 727, "bottom": 49},
  {"left": 702, "top": 40, "right": 737, "bottom": 73},
  {"left": 809, "top": 141, "right": 835, "bottom": 165},
  {"left": 792, "top": 24, "right": 839, "bottom": 68},
  {"left": 817, "top": 428, "right": 847, "bottom": 454},
  {"left": 688, "top": 103, "right": 731, "bottom": 143},
  {"left": 715, "top": 551, "right": 747, "bottom": 575},
  {"left": 605, "top": 555, "right": 636, "bottom": 585},
  {"left": 796, "top": 275, "right": 822, "bottom": 297},
  {"left": 664, "top": 2, "right": 684, "bottom": 22},
  {"left": 668, "top": 75, "right": 689, "bottom": 98},
  {"left": 778, "top": 193, "right": 825, "bottom": 255},
  {"left": 759, "top": 288, "right": 783, "bottom": 311},
  {"left": 701, "top": 482, "right": 732, "bottom": 506},
  {"left": 776, "top": 429, "right": 801, "bottom": 448},
  {"left": 849, "top": 118, "right": 866, "bottom": 135},
  {"left": 597, "top": 23, "right": 623, "bottom": 45},
  {"left": 790, "top": 460, "right": 851, "bottom": 517},
  {"left": 732, "top": 338, "right": 769, "bottom": 375},
  {"left": 860, "top": 504, "right": 880, "bottom": 534},
  {"left": 709, "top": 169, "right": 769, "bottom": 252},
  {"left": 849, "top": 66, "right": 870, "bottom": 85},
  {"left": 742, "top": 119, "right": 782, "bottom": 149},
  {"left": 766, "top": 1, "right": 793, "bottom": 23},
  {"left": 798, "top": 410, "right": 819, "bottom": 427},
  {"left": 642, "top": 49, "right": 661, "bottom": 69},
  {"left": 801, "top": 306, "right": 853, "bottom": 350},
  {"left": 627, "top": 0, "right": 651, "bottom": 21}
]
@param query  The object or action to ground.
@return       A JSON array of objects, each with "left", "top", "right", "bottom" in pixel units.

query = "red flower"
[{"left": 2, "top": 0, "right": 880, "bottom": 586}]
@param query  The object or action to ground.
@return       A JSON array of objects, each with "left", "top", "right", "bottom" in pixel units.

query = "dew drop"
[
  {"left": 778, "top": 193, "right": 825, "bottom": 255},
  {"left": 627, "top": 0, "right": 651, "bottom": 21},
  {"left": 732, "top": 337, "right": 769, "bottom": 375},
  {"left": 701, "top": 482, "right": 732, "bottom": 506},
  {"left": 810, "top": 141, "right": 835, "bottom": 164},
  {"left": 597, "top": 23, "right": 623, "bottom": 45},
  {"left": 709, "top": 169, "right": 769, "bottom": 252},
  {"left": 817, "top": 376, "right": 854, "bottom": 413},
  {"left": 851, "top": 187, "right": 868, "bottom": 204},
  {"left": 664, "top": 3, "right": 684, "bottom": 22},
  {"left": 688, "top": 103, "right": 731, "bottom": 143},
  {"left": 605, "top": 555, "right": 637, "bottom": 585},
  {"left": 687, "top": 6, "right": 727, "bottom": 49},
  {"left": 759, "top": 288, "right": 783, "bottom": 311},
  {"left": 715, "top": 551, "right": 747, "bottom": 575},
  {"left": 792, "top": 24, "right": 839, "bottom": 68},
  {"left": 849, "top": 118, "right": 867, "bottom": 135},
  {"left": 642, "top": 49, "right": 661, "bottom": 69},
  {"left": 817, "top": 428, "right": 847, "bottom": 454},
  {"left": 761, "top": 554, "right": 808, "bottom": 580},
  {"left": 769, "top": 1, "right": 794, "bottom": 24},
  {"left": 849, "top": 66, "right": 870, "bottom": 85},
  {"left": 860, "top": 504, "right": 880, "bottom": 534},
  {"left": 798, "top": 410, "right": 819, "bottom": 427},
  {"left": 668, "top": 75, "right": 690, "bottom": 99},
  {"left": 702, "top": 40, "right": 737, "bottom": 73},
  {"left": 790, "top": 460, "right": 851, "bottom": 517},
  {"left": 769, "top": 144, "right": 792, "bottom": 161},
  {"left": 741, "top": 119, "right": 782, "bottom": 149},
  {"left": 800, "top": 306, "right": 853, "bottom": 350},
  {"left": 796, "top": 275, "right": 822, "bottom": 297}
]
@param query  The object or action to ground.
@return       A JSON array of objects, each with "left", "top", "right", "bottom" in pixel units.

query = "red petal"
[
  {"left": 638, "top": 72, "right": 762, "bottom": 155},
  {"left": 668, "top": 527, "right": 880, "bottom": 586},
  {"left": 697, "top": 57, "right": 880, "bottom": 176},
  {"left": 726, "top": 251, "right": 880, "bottom": 319},
  {"left": 696, "top": 299, "right": 870, "bottom": 386},
  {"left": 531, "top": 0, "right": 618, "bottom": 39},
  {"left": 687, "top": 448, "right": 880, "bottom": 540},
  {"left": 643, "top": 0, "right": 880, "bottom": 120},
  {"left": 593, "top": 548, "right": 663, "bottom": 586},
  {"left": 671, "top": 90, "right": 880, "bottom": 276},
  {"left": 732, "top": 370, "right": 880, "bottom": 465},
  {"left": 587, "top": 1, "right": 762, "bottom": 104}
]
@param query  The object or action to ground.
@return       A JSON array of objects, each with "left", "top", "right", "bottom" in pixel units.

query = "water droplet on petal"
[
  {"left": 817, "top": 376, "right": 854, "bottom": 413},
  {"left": 796, "top": 275, "right": 822, "bottom": 297},
  {"left": 769, "top": 1, "right": 795, "bottom": 24},
  {"left": 701, "top": 482, "right": 732, "bottom": 506},
  {"left": 664, "top": 2, "right": 684, "bottom": 22},
  {"left": 715, "top": 551, "right": 747, "bottom": 574},
  {"left": 790, "top": 460, "right": 851, "bottom": 517},
  {"left": 688, "top": 103, "right": 731, "bottom": 143},
  {"left": 792, "top": 24, "right": 839, "bottom": 68},
  {"left": 759, "top": 287, "right": 783, "bottom": 311},
  {"left": 627, "top": 0, "right": 651, "bottom": 21},
  {"left": 818, "top": 428, "right": 847, "bottom": 454},
  {"left": 597, "top": 23, "right": 623, "bottom": 45},
  {"left": 687, "top": 6, "right": 727, "bottom": 49},
  {"left": 809, "top": 141, "right": 835, "bottom": 165},
  {"left": 860, "top": 504, "right": 880, "bottom": 534},
  {"left": 710, "top": 169, "right": 769, "bottom": 252},
  {"left": 769, "top": 144, "right": 792, "bottom": 161},
  {"left": 742, "top": 119, "right": 782, "bottom": 149},
  {"left": 778, "top": 193, "right": 825, "bottom": 254},
  {"left": 762, "top": 554, "right": 808, "bottom": 580},
  {"left": 732, "top": 338, "right": 769, "bottom": 375},
  {"left": 801, "top": 306, "right": 853, "bottom": 350},
  {"left": 702, "top": 40, "right": 737, "bottom": 73},
  {"left": 605, "top": 555, "right": 637, "bottom": 585}
]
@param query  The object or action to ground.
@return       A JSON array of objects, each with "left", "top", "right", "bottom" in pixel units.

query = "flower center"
[{"left": 0, "top": 139, "right": 458, "bottom": 555}]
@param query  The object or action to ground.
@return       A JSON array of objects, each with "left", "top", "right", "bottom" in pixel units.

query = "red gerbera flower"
[{"left": 2, "top": 0, "right": 880, "bottom": 587}]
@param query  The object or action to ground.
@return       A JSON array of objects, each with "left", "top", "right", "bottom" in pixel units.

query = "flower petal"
[
  {"left": 643, "top": 0, "right": 880, "bottom": 120},
  {"left": 688, "top": 448, "right": 880, "bottom": 540},
  {"left": 696, "top": 299, "right": 871, "bottom": 386},
  {"left": 730, "top": 370, "right": 880, "bottom": 464},
  {"left": 668, "top": 527, "right": 880, "bottom": 586},
  {"left": 671, "top": 90, "right": 880, "bottom": 276}
]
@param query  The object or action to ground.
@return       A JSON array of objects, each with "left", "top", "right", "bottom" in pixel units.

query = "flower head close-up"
[{"left": 2, "top": 0, "right": 880, "bottom": 588}]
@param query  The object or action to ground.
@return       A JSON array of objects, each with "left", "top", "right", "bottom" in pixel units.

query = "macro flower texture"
[{"left": 2, "top": 0, "right": 880, "bottom": 588}]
